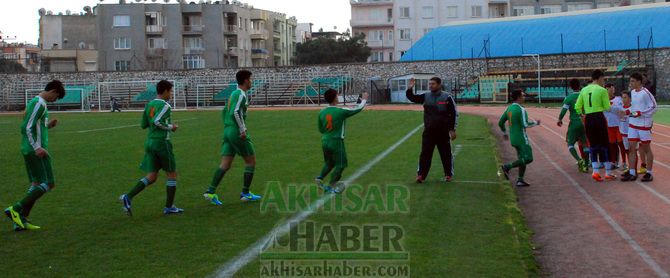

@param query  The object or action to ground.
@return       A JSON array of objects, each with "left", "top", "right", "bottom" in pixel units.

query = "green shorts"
[
  {"left": 140, "top": 139, "right": 176, "bottom": 173},
  {"left": 221, "top": 128, "right": 255, "bottom": 157},
  {"left": 322, "top": 138, "right": 348, "bottom": 169},
  {"left": 23, "top": 153, "right": 54, "bottom": 184},
  {"left": 513, "top": 143, "right": 534, "bottom": 165},
  {"left": 566, "top": 121, "right": 587, "bottom": 146}
]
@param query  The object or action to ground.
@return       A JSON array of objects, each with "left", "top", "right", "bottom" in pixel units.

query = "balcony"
[
  {"left": 350, "top": 18, "right": 393, "bottom": 28},
  {"left": 146, "top": 25, "right": 163, "bottom": 34},
  {"left": 251, "top": 48, "right": 269, "bottom": 59},
  {"left": 227, "top": 47, "right": 239, "bottom": 56},
  {"left": 146, "top": 48, "right": 166, "bottom": 57},
  {"left": 273, "top": 29, "right": 281, "bottom": 38},
  {"left": 184, "top": 47, "right": 205, "bottom": 55},
  {"left": 224, "top": 25, "right": 238, "bottom": 35},
  {"left": 183, "top": 25, "right": 204, "bottom": 34},
  {"left": 366, "top": 40, "right": 394, "bottom": 49},
  {"left": 250, "top": 29, "right": 269, "bottom": 40},
  {"left": 350, "top": 0, "right": 393, "bottom": 6}
]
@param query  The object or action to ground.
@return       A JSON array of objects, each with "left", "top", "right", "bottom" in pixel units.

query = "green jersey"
[
  {"left": 498, "top": 103, "right": 538, "bottom": 146},
  {"left": 559, "top": 92, "right": 582, "bottom": 123},
  {"left": 223, "top": 89, "right": 249, "bottom": 133},
  {"left": 575, "top": 84, "right": 610, "bottom": 115},
  {"left": 141, "top": 99, "right": 174, "bottom": 140},
  {"left": 21, "top": 96, "right": 49, "bottom": 155},
  {"left": 318, "top": 101, "right": 366, "bottom": 140}
]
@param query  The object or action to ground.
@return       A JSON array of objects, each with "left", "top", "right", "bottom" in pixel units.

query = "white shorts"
[{"left": 628, "top": 125, "right": 652, "bottom": 144}]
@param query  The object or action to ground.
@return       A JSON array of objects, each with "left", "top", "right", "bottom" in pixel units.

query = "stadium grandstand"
[{"left": 400, "top": 3, "right": 669, "bottom": 103}]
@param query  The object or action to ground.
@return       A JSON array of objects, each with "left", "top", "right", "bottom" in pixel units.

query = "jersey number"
[
  {"left": 588, "top": 93, "right": 593, "bottom": 107},
  {"left": 326, "top": 114, "right": 333, "bottom": 131},
  {"left": 149, "top": 107, "right": 156, "bottom": 117}
]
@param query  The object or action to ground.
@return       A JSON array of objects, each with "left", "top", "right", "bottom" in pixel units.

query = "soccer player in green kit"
[
  {"left": 499, "top": 90, "right": 541, "bottom": 187},
  {"left": 315, "top": 89, "right": 368, "bottom": 193},
  {"left": 558, "top": 78, "right": 591, "bottom": 173},
  {"left": 203, "top": 70, "right": 262, "bottom": 204},
  {"left": 120, "top": 80, "right": 184, "bottom": 216},
  {"left": 5, "top": 80, "right": 65, "bottom": 231}
]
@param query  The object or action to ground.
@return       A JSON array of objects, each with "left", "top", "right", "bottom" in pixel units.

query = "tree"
[
  {"left": 295, "top": 34, "right": 371, "bottom": 65},
  {"left": 0, "top": 59, "right": 27, "bottom": 73}
]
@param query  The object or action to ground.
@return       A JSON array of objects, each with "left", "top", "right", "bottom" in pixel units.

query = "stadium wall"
[{"left": 1, "top": 48, "right": 668, "bottom": 110}]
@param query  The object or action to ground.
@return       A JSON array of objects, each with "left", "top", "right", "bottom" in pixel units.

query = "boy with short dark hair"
[
  {"left": 5, "top": 80, "right": 65, "bottom": 231},
  {"left": 499, "top": 89, "right": 540, "bottom": 187},
  {"left": 315, "top": 89, "right": 367, "bottom": 193},
  {"left": 120, "top": 80, "right": 183, "bottom": 216}
]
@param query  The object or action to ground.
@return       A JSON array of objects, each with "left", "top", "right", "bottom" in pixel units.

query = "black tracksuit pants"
[{"left": 417, "top": 129, "right": 453, "bottom": 178}]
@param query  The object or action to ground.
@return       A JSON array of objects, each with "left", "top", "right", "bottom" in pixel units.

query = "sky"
[{"left": 0, "top": 0, "right": 352, "bottom": 44}]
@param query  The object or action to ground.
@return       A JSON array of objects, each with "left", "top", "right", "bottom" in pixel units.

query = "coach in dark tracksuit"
[{"left": 406, "top": 77, "right": 458, "bottom": 183}]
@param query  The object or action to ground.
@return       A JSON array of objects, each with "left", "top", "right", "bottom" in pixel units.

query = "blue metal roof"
[{"left": 400, "top": 5, "right": 670, "bottom": 62}]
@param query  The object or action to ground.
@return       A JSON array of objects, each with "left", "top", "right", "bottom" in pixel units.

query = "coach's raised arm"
[{"left": 406, "top": 77, "right": 459, "bottom": 183}]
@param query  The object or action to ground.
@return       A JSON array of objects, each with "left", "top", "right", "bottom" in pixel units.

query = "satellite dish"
[{"left": 39, "top": 8, "right": 46, "bottom": 16}]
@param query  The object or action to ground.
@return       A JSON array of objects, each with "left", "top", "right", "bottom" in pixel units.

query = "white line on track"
[
  {"left": 211, "top": 124, "right": 425, "bottom": 278},
  {"left": 75, "top": 118, "right": 198, "bottom": 133},
  {"left": 534, "top": 121, "right": 670, "bottom": 204},
  {"left": 531, "top": 138, "right": 670, "bottom": 278}
]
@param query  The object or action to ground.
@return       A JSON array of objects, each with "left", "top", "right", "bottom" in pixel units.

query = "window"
[
  {"left": 398, "top": 79, "right": 407, "bottom": 91},
  {"left": 540, "top": 5, "right": 560, "bottom": 14},
  {"left": 183, "top": 55, "right": 205, "bottom": 69},
  {"left": 389, "top": 52, "right": 393, "bottom": 61},
  {"left": 447, "top": 6, "right": 458, "bottom": 18},
  {"left": 148, "top": 38, "right": 166, "bottom": 49},
  {"left": 145, "top": 12, "right": 160, "bottom": 26},
  {"left": 368, "top": 30, "right": 383, "bottom": 41},
  {"left": 424, "top": 28, "right": 433, "bottom": 35},
  {"left": 399, "top": 29, "right": 411, "bottom": 40},
  {"left": 513, "top": 7, "right": 534, "bottom": 16},
  {"left": 399, "top": 7, "right": 410, "bottom": 18},
  {"left": 422, "top": 6, "right": 434, "bottom": 18},
  {"left": 387, "top": 8, "right": 393, "bottom": 22},
  {"left": 183, "top": 37, "right": 203, "bottom": 49},
  {"left": 113, "top": 37, "right": 131, "bottom": 49},
  {"left": 370, "top": 51, "right": 383, "bottom": 62},
  {"left": 113, "top": 15, "right": 130, "bottom": 27},
  {"left": 115, "top": 61, "right": 130, "bottom": 71},
  {"left": 471, "top": 6, "right": 482, "bottom": 18},
  {"left": 388, "top": 30, "right": 394, "bottom": 41},
  {"left": 391, "top": 80, "right": 399, "bottom": 91},
  {"left": 567, "top": 4, "right": 592, "bottom": 11},
  {"left": 371, "top": 9, "right": 383, "bottom": 20}
]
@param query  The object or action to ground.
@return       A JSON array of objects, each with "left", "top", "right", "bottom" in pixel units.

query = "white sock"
[{"left": 604, "top": 162, "right": 612, "bottom": 175}]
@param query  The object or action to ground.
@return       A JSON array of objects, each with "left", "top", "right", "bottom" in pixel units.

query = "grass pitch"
[{"left": 0, "top": 109, "right": 536, "bottom": 277}]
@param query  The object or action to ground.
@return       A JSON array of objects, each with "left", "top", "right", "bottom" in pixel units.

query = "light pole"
[{"left": 523, "top": 54, "right": 541, "bottom": 104}]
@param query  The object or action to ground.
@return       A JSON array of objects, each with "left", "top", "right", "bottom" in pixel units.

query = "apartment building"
[
  {"left": 351, "top": 0, "right": 509, "bottom": 62},
  {"left": 39, "top": 9, "right": 98, "bottom": 72},
  {"left": 39, "top": 1, "right": 297, "bottom": 72}
]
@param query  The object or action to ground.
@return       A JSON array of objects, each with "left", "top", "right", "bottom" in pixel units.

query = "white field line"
[{"left": 211, "top": 124, "right": 425, "bottom": 278}]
